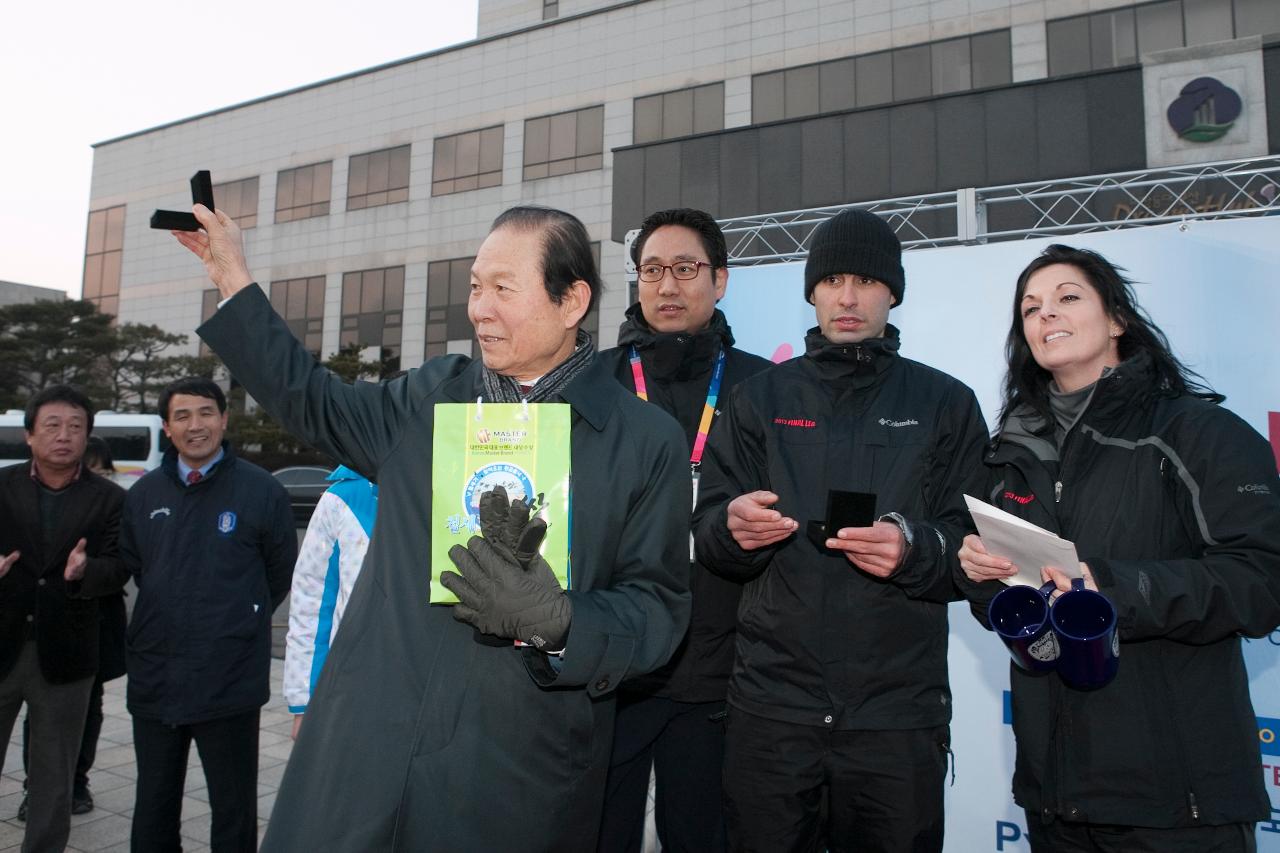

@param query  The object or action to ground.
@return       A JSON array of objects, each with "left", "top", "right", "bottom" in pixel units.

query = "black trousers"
[
  {"left": 597, "top": 693, "right": 729, "bottom": 853},
  {"left": 0, "top": 642, "right": 93, "bottom": 853},
  {"left": 131, "top": 709, "right": 260, "bottom": 853},
  {"left": 1025, "top": 812, "right": 1257, "bottom": 853},
  {"left": 23, "top": 676, "right": 106, "bottom": 790},
  {"left": 722, "top": 707, "right": 948, "bottom": 853}
]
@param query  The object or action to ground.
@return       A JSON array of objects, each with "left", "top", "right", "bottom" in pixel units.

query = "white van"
[{"left": 0, "top": 410, "right": 168, "bottom": 488}]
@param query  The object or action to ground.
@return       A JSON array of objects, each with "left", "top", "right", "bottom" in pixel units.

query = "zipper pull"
[
  {"left": 1054, "top": 481, "right": 1062, "bottom": 503},
  {"left": 1188, "top": 791, "right": 1200, "bottom": 820}
]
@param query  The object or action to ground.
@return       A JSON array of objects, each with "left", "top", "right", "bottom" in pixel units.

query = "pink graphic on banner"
[
  {"left": 1269, "top": 412, "right": 1279, "bottom": 473},
  {"left": 771, "top": 343, "right": 793, "bottom": 363}
]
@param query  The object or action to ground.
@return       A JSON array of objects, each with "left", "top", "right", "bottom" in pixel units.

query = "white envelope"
[{"left": 964, "top": 494, "right": 1081, "bottom": 589}]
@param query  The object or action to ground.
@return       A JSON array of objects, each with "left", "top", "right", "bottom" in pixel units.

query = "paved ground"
[{"left": 0, "top": 610, "right": 295, "bottom": 852}]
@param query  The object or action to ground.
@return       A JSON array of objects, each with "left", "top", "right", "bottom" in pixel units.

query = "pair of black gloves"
[{"left": 439, "top": 486, "right": 571, "bottom": 652}]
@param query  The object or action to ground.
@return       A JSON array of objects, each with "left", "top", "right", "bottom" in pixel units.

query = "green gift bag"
[{"left": 430, "top": 401, "right": 572, "bottom": 603}]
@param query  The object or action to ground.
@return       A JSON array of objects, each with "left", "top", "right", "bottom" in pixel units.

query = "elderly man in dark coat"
[{"left": 174, "top": 202, "right": 691, "bottom": 852}]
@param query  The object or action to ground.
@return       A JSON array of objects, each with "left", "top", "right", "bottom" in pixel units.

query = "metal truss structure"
[{"left": 707, "top": 155, "right": 1280, "bottom": 267}]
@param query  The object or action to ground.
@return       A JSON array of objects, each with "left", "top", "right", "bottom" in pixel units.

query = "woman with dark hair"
[{"left": 959, "top": 244, "right": 1280, "bottom": 852}]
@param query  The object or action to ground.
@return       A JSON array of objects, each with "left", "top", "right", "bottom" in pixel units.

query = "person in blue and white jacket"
[{"left": 283, "top": 466, "right": 378, "bottom": 740}]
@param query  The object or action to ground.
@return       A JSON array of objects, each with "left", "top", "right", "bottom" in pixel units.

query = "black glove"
[
  {"left": 440, "top": 535, "right": 571, "bottom": 650},
  {"left": 477, "top": 486, "right": 547, "bottom": 567}
]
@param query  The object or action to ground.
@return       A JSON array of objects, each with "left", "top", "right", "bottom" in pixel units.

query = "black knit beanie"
[{"left": 803, "top": 209, "right": 905, "bottom": 306}]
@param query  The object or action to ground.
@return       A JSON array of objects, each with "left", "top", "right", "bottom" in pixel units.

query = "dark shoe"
[
  {"left": 16, "top": 792, "right": 26, "bottom": 822},
  {"left": 71, "top": 786, "right": 93, "bottom": 815}
]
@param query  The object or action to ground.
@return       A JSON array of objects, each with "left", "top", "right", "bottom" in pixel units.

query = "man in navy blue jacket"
[{"left": 120, "top": 377, "right": 295, "bottom": 853}]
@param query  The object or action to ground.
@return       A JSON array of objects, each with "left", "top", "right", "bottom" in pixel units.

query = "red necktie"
[{"left": 186, "top": 470, "right": 203, "bottom": 485}]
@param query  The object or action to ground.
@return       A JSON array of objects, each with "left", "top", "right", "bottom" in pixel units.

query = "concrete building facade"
[{"left": 87, "top": 0, "right": 1280, "bottom": 368}]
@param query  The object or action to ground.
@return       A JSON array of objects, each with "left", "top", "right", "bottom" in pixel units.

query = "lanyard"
[{"left": 629, "top": 345, "right": 726, "bottom": 468}]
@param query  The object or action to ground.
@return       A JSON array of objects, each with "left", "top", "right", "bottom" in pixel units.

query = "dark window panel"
[
  {"left": 892, "top": 44, "right": 932, "bottom": 101},
  {"left": 524, "top": 117, "right": 549, "bottom": 166},
  {"left": 275, "top": 169, "right": 295, "bottom": 211},
  {"left": 1137, "top": 1, "right": 1185, "bottom": 54},
  {"left": 104, "top": 206, "right": 126, "bottom": 252},
  {"left": 1091, "top": 8, "right": 1137, "bottom": 69},
  {"left": 856, "top": 52, "right": 893, "bottom": 106},
  {"left": 86, "top": 211, "right": 107, "bottom": 255},
  {"left": 276, "top": 162, "right": 331, "bottom": 222},
  {"left": 678, "top": 135, "right": 721, "bottom": 216},
  {"left": 548, "top": 112, "right": 576, "bottom": 161},
  {"left": 434, "top": 135, "right": 457, "bottom": 181},
  {"left": 784, "top": 64, "right": 821, "bottom": 119},
  {"left": 693, "top": 83, "right": 725, "bottom": 134},
  {"left": 932, "top": 37, "right": 972, "bottom": 94},
  {"left": 634, "top": 94, "right": 663, "bottom": 144},
  {"left": 888, "top": 103, "right": 937, "bottom": 196},
  {"left": 972, "top": 30, "right": 1012, "bottom": 88},
  {"left": 349, "top": 152, "right": 370, "bottom": 197},
  {"left": 361, "top": 270, "right": 384, "bottom": 313},
  {"left": 1235, "top": 0, "right": 1280, "bottom": 37},
  {"left": 83, "top": 255, "right": 103, "bottom": 299},
  {"left": 455, "top": 131, "right": 481, "bottom": 178},
  {"left": 1184, "top": 0, "right": 1232, "bottom": 44},
  {"left": 385, "top": 267, "right": 404, "bottom": 310},
  {"left": 577, "top": 106, "right": 604, "bottom": 156},
  {"left": 1048, "top": 17, "right": 1092, "bottom": 76},
  {"left": 800, "top": 116, "right": 845, "bottom": 207},
  {"left": 479, "top": 127, "right": 503, "bottom": 174},
  {"left": 819, "top": 57, "right": 856, "bottom": 113},
  {"left": 753, "top": 71, "right": 785, "bottom": 123},
  {"left": 100, "top": 252, "right": 121, "bottom": 296},
  {"left": 663, "top": 86, "right": 694, "bottom": 139},
  {"left": 214, "top": 177, "right": 259, "bottom": 228}
]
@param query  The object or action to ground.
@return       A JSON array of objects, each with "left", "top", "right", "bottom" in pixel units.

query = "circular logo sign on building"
[{"left": 1166, "top": 77, "right": 1242, "bottom": 143}]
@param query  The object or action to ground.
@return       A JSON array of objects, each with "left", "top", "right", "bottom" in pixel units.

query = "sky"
[{"left": 0, "top": 0, "right": 480, "bottom": 298}]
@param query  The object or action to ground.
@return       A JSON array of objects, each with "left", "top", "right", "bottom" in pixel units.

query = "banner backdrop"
[{"left": 718, "top": 216, "right": 1280, "bottom": 852}]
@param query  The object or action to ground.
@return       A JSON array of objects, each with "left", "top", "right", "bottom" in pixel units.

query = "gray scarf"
[{"left": 480, "top": 329, "right": 595, "bottom": 403}]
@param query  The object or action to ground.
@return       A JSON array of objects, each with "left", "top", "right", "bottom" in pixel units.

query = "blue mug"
[
  {"left": 1050, "top": 578, "right": 1120, "bottom": 690},
  {"left": 988, "top": 581, "right": 1060, "bottom": 673}
]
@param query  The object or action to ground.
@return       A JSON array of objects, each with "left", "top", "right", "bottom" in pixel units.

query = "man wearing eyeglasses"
[{"left": 595, "top": 209, "right": 772, "bottom": 853}]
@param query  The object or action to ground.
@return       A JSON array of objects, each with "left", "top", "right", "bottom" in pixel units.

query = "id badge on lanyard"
[
  {"left": 690, "top": 466, "right": 700, "bottom": 562},
  {"left": 631, "top": 345, "right": 725, "bottom": 565}
]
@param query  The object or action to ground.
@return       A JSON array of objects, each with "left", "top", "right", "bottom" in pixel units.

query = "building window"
[
  {"left": 1047, "top": 0, "right": 1280, "bottom": 76},
  {"left": 543, "top": 0, "right": 558, "bottom": 20},
  {"left": 199, "top": 289, "right": 220, "bottom": 357},
  {"left": 633, "top": 83, "right": 725, "bottom": 144},
  {"left": 83, "top": 205, "right": 125, "bottom": 318},
  {"left": 425, "top": 243, "right": 601, "bottom": 359},
  {"left": 432, "top": 127, "right": 503, "bottom": 196},
  {"left": 751, "top": 31, "right": 1011, "bottom": 123},
  {"left": 348, "top": 145, "right": 411, "bottom": 211},
  {"left": 275, "top": 161, "right": 332, "bottom": 223},
  {"left": 523, "top": 106, "right": 604, "bottom": 180},
  {"left": 213, "top": 176, "right": 259, "bottom": 229},
  {"left": 425, "top": 256, "right": 475, "bottom": 358},
  {"left": 270, "top": 276, "right": 326, "bottom": 356},
  {"left": 341, "top": 266, "right": 404, "bottom": 374}
]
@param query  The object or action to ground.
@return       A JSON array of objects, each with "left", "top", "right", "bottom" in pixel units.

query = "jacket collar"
[
  {"left": 439, "top": 356, "right": 615, "bottom": 432},
  {"left": 161, "top": 440, "right": 235, "bottom": 485},
  {"left": 801, "top": 324, "right": 900, "bottom": 387},
  {"left": 616, "top": 304, "right": 733, "bottom": 383}
]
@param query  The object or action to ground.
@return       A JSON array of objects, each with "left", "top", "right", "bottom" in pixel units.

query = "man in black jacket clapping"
[{"left": 0, "top": 385, "right": 126, "bottom": 852}]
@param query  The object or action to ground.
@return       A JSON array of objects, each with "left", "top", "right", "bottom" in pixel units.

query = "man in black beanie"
[{"left": 694, "top": 208, "right": 988, "bottom": 852}]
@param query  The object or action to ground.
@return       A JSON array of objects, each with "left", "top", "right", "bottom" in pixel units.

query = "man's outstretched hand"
[
  {"left": 172, "top": 204, "right": 254, "bottom": 299},
  {"left": 440, "top": 536, "right": 570, "bottom": 651}
]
